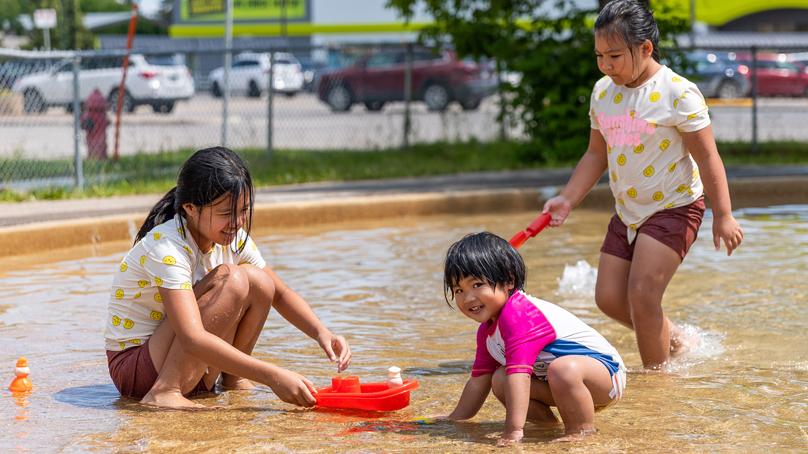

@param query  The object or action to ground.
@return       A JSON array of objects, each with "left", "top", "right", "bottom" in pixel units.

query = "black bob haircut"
[
  {"left": 595, "top": 0, "right": 661, "bottom": 63},
  {"left": 443, "top": 232, "right": 526, "bottom": 305}
]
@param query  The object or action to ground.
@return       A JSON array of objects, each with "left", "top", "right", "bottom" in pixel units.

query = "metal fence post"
[
  {"left": 267, "top": 50, "right": 274, "bottom": 155},
  {"left": 750, "top": 46, "right": 758, "bottom": 151},
  {"left": 72, "top": 54, "right": 84, "bottom": 190},
  {"left": 221, "top": 0, "right": 233, "bottom": 147},
  {"left": 496, "top": 61, "right": 507, "bottom": 142},
  {"left": 403, "top": 43, "right": 413, "bottom": 149}
]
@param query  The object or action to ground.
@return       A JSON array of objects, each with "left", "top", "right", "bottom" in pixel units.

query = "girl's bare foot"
[
  {"left": 552, "top": 428, "right": 597, "bottom": 443},
  {"left": 221, "top": 377, "right": 255, "bottom": 391},
  {"left": 669, "top": 324, "right": 699, "bottom": 358},
  {"left": 140, "top": 390, "right": 207, "bottom": 409}
]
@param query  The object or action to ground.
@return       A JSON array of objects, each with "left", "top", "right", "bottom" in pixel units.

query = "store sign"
[{"left": 180, "top": 0, "right": 308, "bottom": 22}]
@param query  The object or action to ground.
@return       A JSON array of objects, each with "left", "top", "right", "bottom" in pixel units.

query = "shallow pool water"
[{"left": 1, "top": 207, "right": 806, "bottom": 452}]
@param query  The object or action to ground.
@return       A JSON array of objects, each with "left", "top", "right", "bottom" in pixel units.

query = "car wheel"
[
  {"left": 326, "top": 85, "right": 352, "bottom": 112},
  {"left": 247, "top": 80, "right": 262, "bottom": 98},
  {"left": 423, "top": 83, "right": 450, "bottom": 111},
  {"left": 717, "top": 81, "right": 741, "bottom": 99},
  {"left": 459, "top": 98, "right": 481, "bottom": 111},
  {"left": 152, "top": 101, "right": 175, "bottom": 114},
  {"left": 211, "top": 81, "right": 222, "bottom": 98},
  {"left": 364, "top": 101, "right": 385, "bottom": 111},
  {"left": 283, "top": 91, "right": 296, "bottom": 98},
  {"left": 108, "top": 90, "right": 135, "bottom": 113},
  {"left": 22, "top": 89, "right": 46, "bottom": 114}
]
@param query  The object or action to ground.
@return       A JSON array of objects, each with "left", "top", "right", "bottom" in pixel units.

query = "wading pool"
[{"left": 1, "top": 207, "right": 806, "bottom": 452}]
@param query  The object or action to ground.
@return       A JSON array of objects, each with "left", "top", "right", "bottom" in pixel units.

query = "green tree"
[{"left": 387, "top": 0, "right": 687, "bottom": 162}]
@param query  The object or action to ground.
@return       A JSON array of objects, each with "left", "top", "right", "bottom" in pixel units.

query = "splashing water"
[
  {"left": 665, "top": 323, "right": 726, "bottom": 374},
  {"left": 556, "top": 260, "right": 598, "bottom": 297}
]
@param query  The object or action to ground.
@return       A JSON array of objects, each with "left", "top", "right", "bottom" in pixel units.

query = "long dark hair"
[
  {"left": 135, "top": 146, "right": 254, "bottom": 253},
  {"left": 443, "top": 232, "right": 526, "bottom": 306},
  {"left": 595, "top": 0, "right": 660, "bottom": 63}
]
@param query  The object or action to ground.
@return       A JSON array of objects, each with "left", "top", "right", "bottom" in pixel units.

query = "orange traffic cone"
[{"left": 9, "top": 357, "right": 32, "bottom": 393}]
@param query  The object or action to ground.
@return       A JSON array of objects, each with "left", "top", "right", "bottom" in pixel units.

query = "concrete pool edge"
[{"left": 1, "top": 176, "right": 806, "bottom": 260}]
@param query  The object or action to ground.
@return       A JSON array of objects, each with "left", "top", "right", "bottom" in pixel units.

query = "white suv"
[
  {"left": 13, "top": 54, "right": 195, "bottom": 114},
  {"left": 208, "top": 52, "right": 304, "bottom": 98}
]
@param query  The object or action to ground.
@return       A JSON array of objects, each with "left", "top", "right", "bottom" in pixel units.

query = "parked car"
[
  {"left": 12, "top": 54, "right": 195, "bottom": 114},
  {"left": 315, "top": 48, "right": 497, "bottom": 112},
  {"left": 208, "top": 52, "right": 304, "bottom": 98},
  {"left": 0, "top": 58, "right": 58, "bottom": 90},
  {"left": 682, "top": 50, "right": 751, "bottom": 99},
  {"left": 734, "top": 52, "right": 808, "bottom": 97}
]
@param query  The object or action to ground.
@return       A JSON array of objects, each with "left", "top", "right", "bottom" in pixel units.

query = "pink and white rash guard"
[{"left": 472, "top": 291, "right": 625, "bottom": 379}]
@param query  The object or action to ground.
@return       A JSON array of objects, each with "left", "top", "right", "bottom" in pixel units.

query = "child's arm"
[
  {"left": 446, "top": 374, "right": 493, "bottom": 421},
  {"left": 502, "top": 373, "right": 532, "bottom": 442},
  {"left": 682, "top": 125, "right": 744, "bottom": 255},
  {"left": 542, "top": 129, "right": 609, "bottom": 226},
  {"left": 263, "top": 266, "right": 351, "bottom": 372}
]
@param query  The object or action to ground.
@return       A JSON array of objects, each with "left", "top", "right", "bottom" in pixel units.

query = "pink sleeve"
[
  {"left": 499, "top": 292, "right": 557, "bottom": 375},
  {"left": 471, "top": 322, "right": 500, "bottom": 377}
]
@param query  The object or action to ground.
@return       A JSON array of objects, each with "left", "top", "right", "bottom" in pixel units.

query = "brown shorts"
[
  {"left": 106, "top": 338, "right": 213, "bottom": 399},
  {"left": 600, "top": 198, "right": 705, "bottom": 262}
]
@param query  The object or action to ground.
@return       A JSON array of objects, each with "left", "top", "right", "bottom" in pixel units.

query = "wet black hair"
[
  {"left": 595, "top": 0, "right": 660, "bottom": 63},
  {"left": 134, "top": 146, "right": 254, "bottom": 253},
  {"left": 443, "top": 232, "right": 526, "bottom": 306}
]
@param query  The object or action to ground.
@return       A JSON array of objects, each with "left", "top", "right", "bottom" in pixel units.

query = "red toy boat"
[{"left": 315, "top": 376, "right": 419, "bottom": 412}]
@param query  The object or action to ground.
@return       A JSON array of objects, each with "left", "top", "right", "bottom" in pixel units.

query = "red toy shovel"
[{"left": 509, "top": 213, "right": 552, "bottom": 248}]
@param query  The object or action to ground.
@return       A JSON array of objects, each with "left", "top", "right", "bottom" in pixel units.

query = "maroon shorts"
[
  {"left": 600, "top": 198, "right": 705, "bottom": 262},
  {"left": 106, "top": 338, "right": 213, "bottom": 399}
]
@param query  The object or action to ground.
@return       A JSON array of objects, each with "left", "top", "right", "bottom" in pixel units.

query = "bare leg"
[
  {"left": 545, "top": 356, "right": 613, "bottom": 440},
  {"left": 141, "top": 264, "right": 254, "bottom": 408},
  {"left": 627, "top": 234, "right": 683, "bottom": 369},
  {"left": 490, "top": 367, "right": 559, "bottom": 425},
  {"left": 220, "top": 265, "right": 275, "bottom": 389}
]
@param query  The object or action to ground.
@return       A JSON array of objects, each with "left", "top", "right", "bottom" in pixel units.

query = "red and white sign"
[{"left": 33, "top": 8, "right": 57, "bottom": 29}]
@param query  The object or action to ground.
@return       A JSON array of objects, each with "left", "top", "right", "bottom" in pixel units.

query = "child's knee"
[
  {"left": 547, "top": 359, "right": 583, "bottom": 389},
  {"left": 240, "top": 264, "right": 276, "bottom": 303},
  {"left": 211, "top": 264, "right": 250, "bottom": 300}
]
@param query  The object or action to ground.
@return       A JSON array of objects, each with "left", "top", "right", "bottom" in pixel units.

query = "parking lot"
[{"left": 1, "top": 91, "right": 806, "bottom": 159}]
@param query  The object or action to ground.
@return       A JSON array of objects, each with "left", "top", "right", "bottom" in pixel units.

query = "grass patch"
[{"left": 1, "top": 139, "right": 806, "bottom": 202}]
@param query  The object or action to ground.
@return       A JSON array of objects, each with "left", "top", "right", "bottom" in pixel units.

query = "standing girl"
[
  {"left": 442, "top": 232, "right": 626, "bottom": 443},
  {"left": 104, "top": 146, "right": 351, "bottom": 409},
  {"left": 542, "top": 0, "right": 743, "bottom": 368}
]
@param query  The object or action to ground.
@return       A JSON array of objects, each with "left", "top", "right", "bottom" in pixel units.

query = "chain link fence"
[{"left": 1, "top": 43, "right": 807, "bottom": 193}]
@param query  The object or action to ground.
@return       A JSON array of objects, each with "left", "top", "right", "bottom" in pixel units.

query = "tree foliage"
[{"left": 387, "top": 0, "right": 688, "bottom": 162}]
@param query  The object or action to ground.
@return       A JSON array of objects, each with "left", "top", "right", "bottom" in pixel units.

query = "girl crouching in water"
[
  {"left": 104, "top": 146, "right": 351, "bottom": 409},
  {"left": 442, "top": 232, "right": 625, "bottom": 443}
]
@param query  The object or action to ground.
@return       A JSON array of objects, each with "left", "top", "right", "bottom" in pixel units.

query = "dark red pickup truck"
[{"left": 316, "top": 48, "right": 497, "bottom": 112}]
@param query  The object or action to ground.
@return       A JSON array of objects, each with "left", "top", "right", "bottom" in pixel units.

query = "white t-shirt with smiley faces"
[
  {"left": 589, "top": 65, "right": 709, "bottom": 244},
  {"left": 104, "top": 214, "right": 266, "bottom": 351}
]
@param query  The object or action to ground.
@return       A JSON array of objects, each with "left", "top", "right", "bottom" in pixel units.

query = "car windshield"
[{"left": 144, "top": 54, "right": 185, "bottom": 66}]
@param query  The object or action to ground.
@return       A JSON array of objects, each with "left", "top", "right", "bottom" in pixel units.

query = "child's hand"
[
  {"left": 542, "top": 195, "right": 572, "bottom": 227},
  {"left": 316, "top": 330, "right": 352, "bottom": 372},
  {"left": 497, "top": 429, "right": 524, "bottom": 447},
  {"left": 712, "top": 213, "right": 743, "bottom": 256},
  {"left": 268, "top": 368, "right": 318, "bottom": 407}
]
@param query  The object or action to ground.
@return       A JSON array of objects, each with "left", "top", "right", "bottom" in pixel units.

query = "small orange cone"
[{"left": 9, "top": 357, "right": 32, "bottom": 393}]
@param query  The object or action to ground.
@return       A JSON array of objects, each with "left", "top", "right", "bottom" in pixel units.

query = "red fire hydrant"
[{"left": 80, "top": 88, "right": 110, "bottom": 160}]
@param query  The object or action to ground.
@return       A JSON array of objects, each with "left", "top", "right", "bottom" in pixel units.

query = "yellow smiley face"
[
  {"left": 162, "top": 256, "right": 176, "bottom": 265},
  {"left": 131, "top": 339, "right": 142, "bottom": 345},
  {"left": 610, "top": 171, "right": 617, "bottom": 182},
  {"left": 154, "top": 276, "right": 163, "bottom": 286},
  {"left": 111, "top": 315, "right": 121, "bottom": 326},
  {"left": 629, "top": 223, "right": 637, "bottom": 230},
  {"left": 617, "top": 197, "right": 626, "bottom": 206},
  {"left": 613, "top": 93, "right": 623, "bottom": 104},
  {"left": 133, "top": 291, "right": 141, "bottom": 299},
  {"left": 633, "top": 144, "right": 644, "bottom": 154},
  {"left": 150, "top": 311, "right": 163, "bottom": 321},
  {"left": 138, "top": 279, "right": 149, "bottom": 288},
  {"left": 237, "top": 239, "right": 245, "bottom": 250},
  {"left": 154, "top": 292, "right": 163, "bottom": 303},
  {"left": 659, "top": 139, "right": 671, "bottom": 151},
  {"left": 687, "top": 113, "right": 697, "bottom": 120},
  {"left": 183, "top": 245, "right": 193, "bottom": 255},
  {"left": 649, "top": 91, "right": 661, "bottom": 102},
  {"left": 665, "top": 202, "right": 675, "bottom": 209},
  {"left": 676, "top": 184, "right": 688, "bottom": 193},
  {"left": 598, "top": 89, "right": 606, "bottom": 100},
  {"left": 181, "top": 282, "right": 192, "bottom": 290},
  {"left": 119, "top": 262, "right": 128, "bottom": 272},
  {"left": 119, "top": 342, "right": 126, "bottom": 350},
  {"left": 672, "top": 76, "right": 682, "bottom": 82},
  {"left": 668, "top": 162, "right": 677, "bottom": 172},
  {"left": 139, "top": 255, "right": 146, "bottom": 266},
  {"left": 114, "top": 289, "right": 124, "bottom": 299},
  {"left": 643, "top": 165, "right": 655, "bottom": 177},
  {"left": 617, "top": 154, "right": 627, "bottom": 166},
  {"left": 673, "top": 99, "right": 679, "bottom": 109},
  {"left": 653, "top": 191, "right": 664, "bottom": 201},
  {"left": 627, "top": 187, "right": 638, "bottom": 199},
  {"left": 123, "top": 318, "right": 134, "bottom": 329},
  {"left": 153, "top": 232, "right": 161, "bottom": 241}
]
